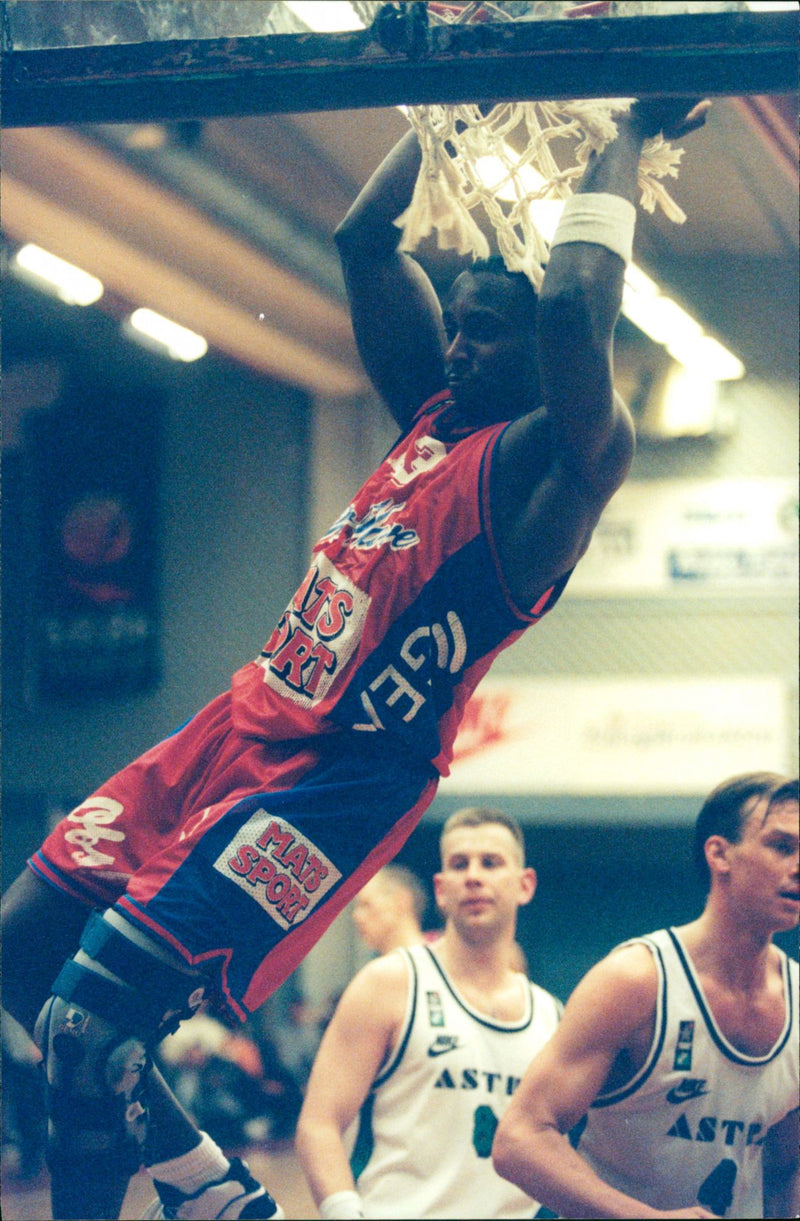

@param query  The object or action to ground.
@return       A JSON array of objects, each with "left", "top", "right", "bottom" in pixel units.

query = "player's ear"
[
  {"left": 704, "top": 835, "right": 732, "bottom": 879},
  {"left": 518, "top": 866, "right": 537, "bottom": 906},
  {"left": 433, "top": 871, "right": 445, "bottom": 910}
]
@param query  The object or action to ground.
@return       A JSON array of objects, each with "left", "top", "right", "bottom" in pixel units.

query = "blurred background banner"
[
  {"left": 28, "top": 381, "right": 162, "bottom": 700},
  {"left": 566, "top": 476, "right": 798, "bottom": 596},
  {"left": 446, "top": 676, "right": 789, "bottom": 795}
]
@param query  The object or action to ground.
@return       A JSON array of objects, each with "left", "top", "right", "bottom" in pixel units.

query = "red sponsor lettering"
[
  {"left": 315, "top": 589, "right": 354, "bottom": 640},
  {"left": 257, "top": 820, "right": 293, "bottom": 859},
  {"left": 301, "top": 642, "right": 337, "bottom": 696},
  {"left": 282, "top": 840, "right": 308, "bottom": 879},
  {"left": 277, "top": 883, "right": 309, "bottom": 921},
  {"left": 237, "top": 820, "right": 330, "bottom": 905},
  {"left": 298, "top": 575, "right": 336, "bottom": 630},
  {"left": 262, "top": 612, "right": 290, "bottom": 658},
  {"left": 228, "top": 847, "right": 311, "bottom": 925},
  {"left": 229, "top": 844, "right": 261, "bottom": 875},
  {"left": 299, "top": 855, "right": 329, "bottom": 893},
  {"left": 269, "top": 627, "right": 316, "bottom": 688}
]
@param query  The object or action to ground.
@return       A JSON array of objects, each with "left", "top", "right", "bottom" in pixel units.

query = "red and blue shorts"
[{"left": 29, "top": 691, "right": 438, "bottom": 1022}]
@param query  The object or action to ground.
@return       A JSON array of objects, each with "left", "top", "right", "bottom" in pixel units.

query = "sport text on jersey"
[
  {"left": 258, "top": 556, "right": 370, "bottom": 708},
  {"left": 214, "top": 811, "right": 341, "bottom": 931}
]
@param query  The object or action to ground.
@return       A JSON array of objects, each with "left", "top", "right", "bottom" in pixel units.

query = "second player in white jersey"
[
  {"left": 296, "top": 807, "right": 564, "bottom": 1220},
  {"left": 351, "top": 943, "right": 561, "bottom": 1219},
  {"left": 574, "top": 928, "right": 798, "bottom": 1218},
  {"left": 493, "top": 773, "right": 800, "bottom": 1220}
]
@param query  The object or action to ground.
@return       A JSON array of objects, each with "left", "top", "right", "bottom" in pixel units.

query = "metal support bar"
[{"left": 2, "top": 10, "right": 797, "bottom": 129}]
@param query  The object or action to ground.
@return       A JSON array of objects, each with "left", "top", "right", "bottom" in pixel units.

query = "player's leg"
[
  {"left": 1, "top": 868, "right": 93, "bottom": 1036},
  {"left": 33, "top": 903, "right": 285, "bottom": 1221},
  {"left": 1, "top": 870, "right": 140, "bottom": 1217}
]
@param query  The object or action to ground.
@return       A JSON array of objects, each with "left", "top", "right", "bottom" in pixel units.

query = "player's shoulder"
[
  {"left": 362, "top": 946, "right": 415, "bottom": 988},
  {"left": 529, "top": 979, "right": 564, "bottom": 1020},
  {"left": 572, "top": 937, "right": 661, "bottom": 1025},
  {"left": 336, "top": 948, "right": 413, "bottom": 1028}
]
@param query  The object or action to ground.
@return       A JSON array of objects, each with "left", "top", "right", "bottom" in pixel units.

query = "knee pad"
[
  {"left": 51, "top": 910, "right": 207, "bottom": 1042},
  {"left": 34, "top": 911, "right": 207, "bottom": 1175},
  {"left": 36, "top": 993, "right": 148, "bottom": 1177}
]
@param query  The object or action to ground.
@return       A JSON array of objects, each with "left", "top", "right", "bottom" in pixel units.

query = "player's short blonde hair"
[{"left": 439, "top": 806, "right": 525, "bottom": 866}]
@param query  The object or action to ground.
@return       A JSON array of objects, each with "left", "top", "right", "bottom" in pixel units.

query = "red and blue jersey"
[{"left": 232, "top": 391, "right": 567, "bottom": 775}]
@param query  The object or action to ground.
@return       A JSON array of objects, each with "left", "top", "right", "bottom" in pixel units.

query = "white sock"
[{"left": 147, "top": 1131, "right": 230, "bottom": 1195}]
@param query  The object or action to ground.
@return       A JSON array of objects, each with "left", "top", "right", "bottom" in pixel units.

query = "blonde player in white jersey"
[
  {"left": 295, "top": 807, "right": 562, "bottom": 1220},
  {"left": 493, "top": 773, "right": 800, "bottom": 1220}
]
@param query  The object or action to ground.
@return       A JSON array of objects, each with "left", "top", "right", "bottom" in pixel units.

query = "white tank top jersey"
[
  {"left": 574, "top": 928, "right": 799, "bottom": 1219},
  {"left": 349, "top": 943, "right": 562, "bottom": 1219}
]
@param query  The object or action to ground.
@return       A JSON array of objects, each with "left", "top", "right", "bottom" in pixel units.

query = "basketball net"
[{"left": 352, "top": 0, "right": 718, "bottom": 289}]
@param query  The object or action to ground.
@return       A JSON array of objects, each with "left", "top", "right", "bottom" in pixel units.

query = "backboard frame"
[{"left": 2, "top": 8, "right": 798, "bottom": 129}]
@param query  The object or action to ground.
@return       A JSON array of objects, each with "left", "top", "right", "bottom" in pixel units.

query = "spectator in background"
[
  {"left": 157, "top": 1013, "right": 303, "bottom": 1149},
  {"left": 351, "top": 865, "right": 428, "bottom": 956}
]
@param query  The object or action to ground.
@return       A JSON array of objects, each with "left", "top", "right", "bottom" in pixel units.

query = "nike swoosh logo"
[
  {"left": 428, "top": 1039, "right": 460, "bottom": 1057},
  {"left": 667, "top": 1082, "right": 709, "bottom": 1103}
]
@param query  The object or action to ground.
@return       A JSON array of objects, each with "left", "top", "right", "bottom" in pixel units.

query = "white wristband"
[
  {"left": 319, "top": 1190, "right": 365, "bottom": 1220},
  {"left": 549, "top": 191, "right": 636, "bottom": 266}
]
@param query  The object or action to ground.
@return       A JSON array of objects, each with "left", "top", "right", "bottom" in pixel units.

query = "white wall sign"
[
  {"left": 566, "top": 477, "right": 798, "bottom": 596},
  {"left": 442, "top": 676, "right": 789, "bottom": 796}
]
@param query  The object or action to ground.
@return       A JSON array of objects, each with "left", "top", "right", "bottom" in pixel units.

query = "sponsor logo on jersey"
[
  {"left": 426, "top": 990, "right": 445, "bottom": 1028},
  {"left": 428, "top": 1034, "right": 461, "bottom": 1057},
  {"left": 667, "top": 1077, "right": 710, "bottom": 1104},
  {"left": 215, "top": 811, "right": 341, "bottom": 931},
  {"left": 434, "top": 1067, "right": 522, "bottom": 1096},
  {"left": 259, "top": 556, "right": 370, "bottom": 708},
  {"left": 666, "top": 1113, "right": 766, "bottom": 1147},
  {"left": 388, "top": 436, "right": 448, "bottom": 487},
  {"left": 673, "top": 1019, "right": 695, "bottom": 1071},
  {"left": 64, "top": 796, "right": 126, "bottom": 867},
  {"left": 353, "top": 610, "right": 468, "bottom": 731},
  {"left": 321, "top": 499, "right": 420, "bottom": 551}
]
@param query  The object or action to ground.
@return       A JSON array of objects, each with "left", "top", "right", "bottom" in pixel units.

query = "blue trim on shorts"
[{"left": 119, "top": 735, "right": 436, "bottom": 1010}]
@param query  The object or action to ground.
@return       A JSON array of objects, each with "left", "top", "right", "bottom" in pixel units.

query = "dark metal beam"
[{"left": 2, "top": 10, "right": 797, "bottom": 129}]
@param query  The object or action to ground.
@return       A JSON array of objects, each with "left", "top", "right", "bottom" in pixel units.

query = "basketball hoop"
[{"left": 352, "top": 1, "right": 726, "bottom": 288}]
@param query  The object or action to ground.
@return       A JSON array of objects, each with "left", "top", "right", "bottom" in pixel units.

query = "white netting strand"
[
  {"left": 396, "top": 99, "right": 687, "bottom": 290},
  {"left": 351, "top": 1, "right": 709, "bottom": 289}
]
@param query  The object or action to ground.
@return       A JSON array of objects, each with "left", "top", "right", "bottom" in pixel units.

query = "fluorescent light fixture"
[
  {"left": 283, "top": 2, "right": 365, "bottom": 32},
  {"left": 666, "top": 334, "right": 746, "bottom": 382},
  {"left": 622, "top": 279, "right": 744, "bottom": 380},
  {"left": 126, "top": 308, "right": 208, "bottom": 361},
  {"left": 626, "top": 294, "right": 703, "bottom": 347},
  {"left": 623, "top": 263, "right": 659, "bottom": 298},
  {"left": 11, "top": 243, "right": 103, "bottom": 306},
  {"left": 745, "top": 2, "right": 797, "bottom": 11},
  {"left": 655, "top": 364, "right": 720, "bottom": 438}
]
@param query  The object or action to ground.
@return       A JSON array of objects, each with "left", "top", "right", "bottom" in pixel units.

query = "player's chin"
[{"left": 450, "top": 382, "right": 504, "bottom": 424}]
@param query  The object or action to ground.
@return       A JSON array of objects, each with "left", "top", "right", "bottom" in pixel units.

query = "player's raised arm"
[
  {"left": 536, "top": 99, "right": 710, "bottom": 498},
  {"left": 294, "top": 953, "right": 409, "bottom": 1220},
  {"left": 492, "top": 944, "right": 713, "bottom": 1221},
  {"left": 334, "top": 130, "right": 447, "bottom": 430},
  {"left": 490, "top": 99, "right": 709, "bottom": 610}
]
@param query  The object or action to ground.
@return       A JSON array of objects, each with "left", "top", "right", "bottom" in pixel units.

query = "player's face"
[
  {"left": 434, "top": 824, "right": 536, "bottom": 940},
  {"left": 725, "top": 797, "right": 800, "bottom": 933},
  {"left": 442, "top": 272, "right": 539, "bottom": 423}
]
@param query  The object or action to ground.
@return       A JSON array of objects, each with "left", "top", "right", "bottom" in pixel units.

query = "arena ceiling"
[{"left": 2, "top": 4, "right": 797, "bottom": 395}]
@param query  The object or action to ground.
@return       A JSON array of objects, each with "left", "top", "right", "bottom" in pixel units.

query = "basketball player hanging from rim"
[{"left": 1, "top": 89, "right": 709, "bottom": 1221}]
